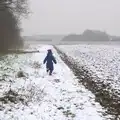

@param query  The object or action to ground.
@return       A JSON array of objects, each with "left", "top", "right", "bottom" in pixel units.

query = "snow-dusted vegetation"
[{"left": 0, "top": 45, "right": 110, "bottom": 120}]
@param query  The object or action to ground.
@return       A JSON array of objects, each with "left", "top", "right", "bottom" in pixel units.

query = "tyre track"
[{"left": 55, "top": 46, "right": 120, "bottom": 120}]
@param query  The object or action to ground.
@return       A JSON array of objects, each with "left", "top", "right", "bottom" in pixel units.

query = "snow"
[
  {"left": 0, "top": 45, "right": 110, "bottom": 120},
  {"left": 57, "top": 44, "right": 120, "bottom": 95}
]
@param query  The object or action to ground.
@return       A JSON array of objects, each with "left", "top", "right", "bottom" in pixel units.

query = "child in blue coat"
[{"left": 43, "top": 49, "right": 57, "bottom": 75}]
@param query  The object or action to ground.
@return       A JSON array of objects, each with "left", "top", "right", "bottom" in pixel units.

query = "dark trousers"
[{"left": 46, "top": 64, "right": 54, "bottom": 75}]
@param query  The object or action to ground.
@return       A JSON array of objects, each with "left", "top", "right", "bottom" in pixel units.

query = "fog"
[{"left": 22, "top": 0, "right": 120, "bottom": 36}]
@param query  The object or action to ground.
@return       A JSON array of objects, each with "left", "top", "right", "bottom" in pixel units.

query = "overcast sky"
[{"left": 21, "top": 0, "right": 120, "bottom": 36}]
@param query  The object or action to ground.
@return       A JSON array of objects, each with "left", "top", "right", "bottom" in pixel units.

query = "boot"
[
  {"left": 46, "top": 68, "right": 49, "bottom": 73},
  {"left": 49, "top": 70, "right": 53, "bottom": 76}
]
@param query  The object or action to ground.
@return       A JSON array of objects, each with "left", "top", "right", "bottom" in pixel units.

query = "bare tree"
[
  {"left": 0, "top": 0, "right": 29, "bottom": 17},
  {"left": 0, "top": 0, "right": 29, "bottom": 53}
]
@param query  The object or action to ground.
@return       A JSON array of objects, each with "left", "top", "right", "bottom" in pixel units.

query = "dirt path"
[{"left": 55, "top": 46, "right": 120, "bottom": 120}]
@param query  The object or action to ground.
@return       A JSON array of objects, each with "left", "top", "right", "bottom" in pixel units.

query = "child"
[{"left": 43, "top": 49, "right": 57, "bottom": 75}]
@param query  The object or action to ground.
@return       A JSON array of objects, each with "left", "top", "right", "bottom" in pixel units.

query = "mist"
[{"left": 22, "top": 0, "right": 120, "bottom": 36}]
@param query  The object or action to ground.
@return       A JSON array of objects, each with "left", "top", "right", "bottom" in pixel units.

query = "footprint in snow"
[
  {"left": 54, "top": 79, "right": 60, "bottom": 83},
  {"left": 53, "top": 72, "right": 57, "bottom": 75}
]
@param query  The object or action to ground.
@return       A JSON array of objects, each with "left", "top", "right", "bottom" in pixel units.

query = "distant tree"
[
  {"left": 82, "top": 30, "right": 109, "bottom": 41},
  {"left": 111, "top": 37, "right": 120, "bottom": 41},
  {"left": 62, "top": 29, "right": 110, "bottom": 43},
  {"left": 62, "top": 34, "right": 81, "bottom": 41}
]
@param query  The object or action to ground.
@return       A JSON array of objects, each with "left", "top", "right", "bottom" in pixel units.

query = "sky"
[{"left": 21, "top": 0, "right": 120, "bottom": 36}]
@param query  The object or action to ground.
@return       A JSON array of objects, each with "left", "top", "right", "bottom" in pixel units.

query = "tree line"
[
  {"left": 62, "top": 30, "right": 117, "bottom": 42},
  {"left": 0, "top": 0, "right": 29, "bottom": 53}
]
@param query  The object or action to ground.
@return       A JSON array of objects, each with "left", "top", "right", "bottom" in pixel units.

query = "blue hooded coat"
[{"left": 43, "top": 50, "right": 57, "bottom": 73}]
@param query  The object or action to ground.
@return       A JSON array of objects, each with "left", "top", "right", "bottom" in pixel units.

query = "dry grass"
[
  {"left": 32, "top": 61, "right": 41, "bottom": 69},
  {"left": 0, "top": 89, "right": 25, "bottom": 104},
  {"left": 17, "top": 71, "right": 26, "bottom": 78}
]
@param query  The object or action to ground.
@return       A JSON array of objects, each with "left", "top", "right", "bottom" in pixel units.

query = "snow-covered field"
[
  {"left": 58, "top": 45, "right": 120, "bottom": 95},
  {"left": 0, "top": 45, "right": 110, "bottom": 120}
]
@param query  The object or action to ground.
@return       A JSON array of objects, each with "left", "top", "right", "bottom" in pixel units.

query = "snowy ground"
[
  {"left": 58, "top": 45, "right": 120, "bottom": 95},
  {"left": 0, "top": 45, "right": 110, "bottom": 120}
]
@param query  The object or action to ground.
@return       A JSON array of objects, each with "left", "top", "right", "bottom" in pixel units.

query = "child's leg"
[
  {"left": 46, "top": 64, "right": 49, "bottom": 73},
  {"left": 49, "top": 65, "right": 54, "bottom": 75},
  {"left": 49, "top": 68, "right": 53, "bottom": 75},
  {"left": 46, "top": 68, "right": 49, "bottom": 72}
]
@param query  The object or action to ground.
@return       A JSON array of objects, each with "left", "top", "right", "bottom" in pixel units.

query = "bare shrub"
[
  {"left": 0, "top": 89, "right": 25, "bottom": 104},
  {"left": 17, "top": 71, "right": 26, "bottom": 78}
]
